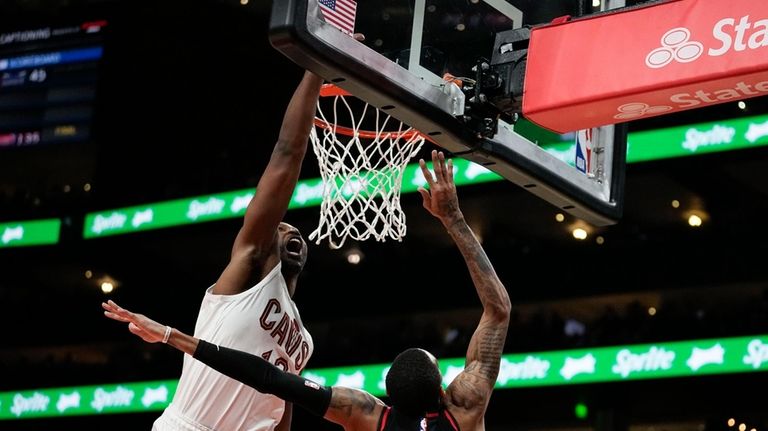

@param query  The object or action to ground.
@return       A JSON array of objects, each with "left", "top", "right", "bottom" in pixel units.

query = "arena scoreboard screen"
[{"left": 0, "top": 19, "right": 107, "bottom": 149}]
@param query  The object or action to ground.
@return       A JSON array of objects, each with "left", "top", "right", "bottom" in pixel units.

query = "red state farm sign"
[{"left": 523, "top": 0, "right": 768, "bottom": 133}]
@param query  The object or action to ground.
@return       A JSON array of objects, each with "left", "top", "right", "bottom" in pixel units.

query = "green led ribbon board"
[
  {"left": 82, "top": 113, "right": 768, "bottom": 238},
  {"left": 0, "top": 219, "right": 60, "bottom": 248},
  {"left": 3, "top": 334, "right": 767, "bottom": 420}
]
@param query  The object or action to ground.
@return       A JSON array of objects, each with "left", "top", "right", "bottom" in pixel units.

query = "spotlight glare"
[
  {"left": 101, "top": 282, "right": 114, "bottom": 294},
  {"left": 671, "top": 199, "right": 680, "bottom": 208},
  {"left": 738, "top": 101, "right": 747, "bottom": 110},
  {"left": 572, "top": 228, "right": 588, "bottom": 240},
  {"left": 688, "top": 214, "right": 703, "bottom": 227},
  {"left": 347, "top": 252, "right": 361, "bottom": 265},
  {"left": 555, "top": 213, "right": 565, "bottom": 222},
  {"left": 648, "top": 307, "right": 657, "bottom": 316}
]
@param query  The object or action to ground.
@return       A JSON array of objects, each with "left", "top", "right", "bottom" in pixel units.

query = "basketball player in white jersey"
[
  {"left": 105, "top": 150, "right": 512, "bottom": 431},
  {"left": 146, "top": 68, "right": 324, "bottom": 431}
]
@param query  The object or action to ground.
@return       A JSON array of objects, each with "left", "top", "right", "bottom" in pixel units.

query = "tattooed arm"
[
  {"left": 324, "top": 387, "right": 385, "bottom": 430},
  {"left": 417, "top": 151, "right": 511, "bottom": 425}
]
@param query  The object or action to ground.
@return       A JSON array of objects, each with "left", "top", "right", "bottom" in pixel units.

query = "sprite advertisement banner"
[
  {"left": 81, "top": 160, "right": 499, "bottom": 239},
  {"left": 626, "top": 114, "right": 768, "bottom": 162},
  {"left": 82, "top": 113, "right": 768, "bottom": 239},
  {"left": 0, "top": 219, "right": 60, "bottom": 248},
  {"left": 3, "top": 335, "right": 768, "bottom": 420},
  {"left": 0, "top": 380, "right": 177, "bottom": 420}
]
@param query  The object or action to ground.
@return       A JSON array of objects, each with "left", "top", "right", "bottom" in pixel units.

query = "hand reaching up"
[{"left": 418, "top": 150, "right": 463, "bottom": 226}]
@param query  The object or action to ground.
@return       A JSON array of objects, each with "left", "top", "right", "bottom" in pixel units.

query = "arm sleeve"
[{"left": 193, "top": 339, "right": 332, "bottom": 417}]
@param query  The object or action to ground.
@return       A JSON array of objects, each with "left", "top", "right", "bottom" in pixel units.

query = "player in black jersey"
[{"left": 104, "top": 150, "right": 511, "bottom": 431}]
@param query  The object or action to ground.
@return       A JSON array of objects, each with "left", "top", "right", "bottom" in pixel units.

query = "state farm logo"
[
  {"left": 646, "top": 28, "right": 704, "bottom": 68},
  {"left": 614, "top": 102, "right": 673, "bottom": 120},
  {"left": 646, "top": 16, "right": 768, "bottom": 69}
]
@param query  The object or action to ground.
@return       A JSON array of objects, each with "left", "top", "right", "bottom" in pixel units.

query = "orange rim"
[
  {"left": 316, "top": 84, "right": 430, "bottom": 141},
  {"left": 319, "top": 83, "right": 352, "bottom": 97},
  {"left": 313, "top": 118, "right": 425, "bottom": 140}
]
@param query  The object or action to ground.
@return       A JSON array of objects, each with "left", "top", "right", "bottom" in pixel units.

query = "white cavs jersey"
[{"left": 153, "top": 262, "right": 314, "bottom": 431}]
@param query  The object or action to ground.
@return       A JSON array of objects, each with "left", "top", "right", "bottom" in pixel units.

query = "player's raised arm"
[
  {"left": 417, "top": 151, "right": 511, "bottom": 428},
  {"left": 231, "top": 71, "right": 323, "bottom": 263}
]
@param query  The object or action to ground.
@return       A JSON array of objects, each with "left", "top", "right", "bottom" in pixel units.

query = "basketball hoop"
[{"left": 309, "top": 84, "right": 427, "bottom": 249}]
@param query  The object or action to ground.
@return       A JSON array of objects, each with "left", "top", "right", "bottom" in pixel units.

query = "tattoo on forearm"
[
  {"left": 478, "top": 325, "right": 506, "bottom": 378},
  {"left": 330, "top": 389, "right": 376, "bottom": 418},
  {"left": 447, "top": 219, "right": 510, "bottom": 383},
  {"left": 450, "top": 222, "right": 507, "bottom": 311}
]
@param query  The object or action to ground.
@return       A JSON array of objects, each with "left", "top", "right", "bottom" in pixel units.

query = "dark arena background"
[{"left": 1, "top": 0, "right": 768, "bottom": 430}]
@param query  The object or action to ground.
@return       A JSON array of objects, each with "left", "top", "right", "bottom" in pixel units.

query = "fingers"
[
  {"left": 418, "top": 158, "right": 435, "bottom": 188},
  {"left": 104, "top": 311, "right": 131, "bottom": 323},
  {"left": 128, "top": 322, "right": 144, "bottom": 335},
  {"left": 431, "top": 150, "right": 445, "bottom": 183},
  {"left": 430, "top": 150, "right": 453, "bottom": 185},
  {"left": 439, "top": 151, "right": 450, "bottom": 183},
  {"left": 417, "top": 187, "right": 431, "bottom": 208},
  {"left": 353, "top": 33, "right": 365, "bottom": 42},
  {"left": 102, "top": 300, "right": 136, "bottom": 324},
  {"left": 107, "top": 300, "right": 133, "bottom": 318}
]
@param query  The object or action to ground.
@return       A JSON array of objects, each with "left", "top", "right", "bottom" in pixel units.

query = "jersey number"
[{"left": 261, "top": 350, "right": 290, "bottom": 371}]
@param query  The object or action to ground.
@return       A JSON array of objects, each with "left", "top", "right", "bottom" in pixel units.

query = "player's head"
[
  {"left": 277, "top": 222, "right": 308, "bottom": 274},
  {"left": 386, "top": 348, "right": 443, "bottom": 417}
]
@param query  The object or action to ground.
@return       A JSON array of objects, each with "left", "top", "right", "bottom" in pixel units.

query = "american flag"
[{"left": 318, "top": 0, "right": 357, "bottom": 36}]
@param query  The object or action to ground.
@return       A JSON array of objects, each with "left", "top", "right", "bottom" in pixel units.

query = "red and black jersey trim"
[
  {"left": 440, "top": 409, "right": 460, "bottom": 431},
  {"left": 377, "top": 406, "right": 391, "bottom": 431},
  {"left": 376, "top": 407, "right": 460, "bottom": 431}
]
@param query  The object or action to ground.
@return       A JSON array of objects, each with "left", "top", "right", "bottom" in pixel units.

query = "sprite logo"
[
  {"left": 1, "top": 225, "right": 23, "bottom": 244},
  {"left": 11, "top": 392, "right": 50, "bottom": 417},
  {"left": 743, "top": 339, "right": 768, "bottom": 369},
  {"left": 611, "top": 347, "right": 675, "bottom": 378},
  {"left": 90, "top": 387, "right": 134, "bottom": 412}
]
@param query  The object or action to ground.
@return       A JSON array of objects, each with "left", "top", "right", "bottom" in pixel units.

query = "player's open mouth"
[{"left": 286, "top": 237, "right": 303, "bottom": 255}]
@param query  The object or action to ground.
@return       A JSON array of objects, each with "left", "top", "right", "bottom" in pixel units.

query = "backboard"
[{"left": 269, "top": 0, "right": 629, "bottom": 225}]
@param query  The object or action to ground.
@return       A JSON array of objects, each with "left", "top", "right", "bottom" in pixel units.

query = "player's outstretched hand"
[
  {"left": 418, "top": 150, "right": 463, "bottom": 226},
  {"left": 102, "top": 300, "right": 166, "bottom": 344}
]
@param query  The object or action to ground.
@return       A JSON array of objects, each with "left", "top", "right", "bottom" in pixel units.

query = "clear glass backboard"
[{"left": 269, "top": 0, "right": 629, "bottom": 225}]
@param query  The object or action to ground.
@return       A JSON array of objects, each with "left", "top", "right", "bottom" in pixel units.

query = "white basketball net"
[{"left": 309, "top": 89, "right": 426, "bottom": 249}]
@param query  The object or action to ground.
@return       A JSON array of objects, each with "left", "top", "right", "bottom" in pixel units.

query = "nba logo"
[{"left": 575, "top": 129, "right": 593, "bottom": 175}]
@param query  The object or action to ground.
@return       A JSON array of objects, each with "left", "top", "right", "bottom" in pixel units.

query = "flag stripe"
[
  {"left": 323, "top": 14, "right": 353, "bottom": 33},
  {"left": 334, "top": 3, "right": 356, "bottom": 18},
  {"left": 332, "top": 8, "right": 355, "bottom": 22},
  {"left": 319, "top": 1, "right": 356, "bottom": 21},
  {"left": 319, "top": 6, "right": 354, "bottom": 26},
  {"left": 318, "top": 0, "right": 357, "bottom": 34}
]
